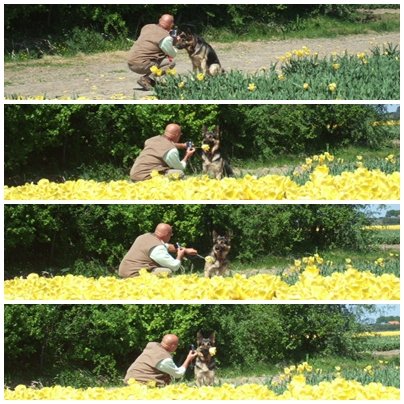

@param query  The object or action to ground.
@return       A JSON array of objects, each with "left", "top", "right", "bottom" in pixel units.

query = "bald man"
[
  {"left": 130, "top": 123, "right": 196, "bottom": 182},
  {"left": 124, "top": 334, "right": 198, "bottom": 386},
  {"left": 119, "top": 223, "right": 198, "bottom": 278},
  {"left": 128, "top": 14, "right": 179, "bottom": 90}
]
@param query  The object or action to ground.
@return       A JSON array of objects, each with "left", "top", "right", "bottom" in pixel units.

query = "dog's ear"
[
  {"left": 212, "top": 230, "right": 218, "bottom": 242},
  {"left": 209, "top": 331, "right": 216, "bottom": 345},
  {"left": 197, "top": 330, "right": 204, "bottom": 344}
]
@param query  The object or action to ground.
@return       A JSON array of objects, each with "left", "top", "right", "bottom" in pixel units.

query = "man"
[
  {"left": 130, "top": 123, "right": 195, "bottom": 182},
  {"left": 119, "top": 223, "right": 198, "bottom": 278},
  {"left": 124, "top": 334, "right": 198, "bottom": 386},
  {"left": 128, "top": 14, "right": 178, "bottom": 90}
]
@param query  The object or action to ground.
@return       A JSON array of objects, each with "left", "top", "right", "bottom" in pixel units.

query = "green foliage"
[
  {"left": 5, "top": 205, "right": 370, "bottom": 277},
  {"left": 4, "top": 304, "right": 364, "bottom": 387},
  {"left": 5, "top": 5, "right": 367, "bottom": 59},
  {"left": 154, "top": 46, "right": 399, "bottom": 100}
]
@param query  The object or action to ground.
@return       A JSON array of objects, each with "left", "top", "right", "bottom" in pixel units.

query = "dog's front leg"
[
  {"left": 211, "top": 141, "right": 220, "bottom": 156},
  {"left": 200, "top": 59, "right": 208, "bottom": 75}
]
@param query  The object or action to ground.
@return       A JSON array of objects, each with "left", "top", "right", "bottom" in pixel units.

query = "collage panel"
[
  {"left": 4, "top": 203, "right": 400, "bottom": 301},
  {"left": 4, "top": 4, "right": 399, "bottom": 101},
  {"left": 3, "top": 103, "right": 400, "bottom": 201},
  {"left": 4, "top": 303, "right": 400, "bottom": 399}
]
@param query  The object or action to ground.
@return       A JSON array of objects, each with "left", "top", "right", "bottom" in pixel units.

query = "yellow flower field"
[
  {"left": 364, "top": 225, "right": 400, "bottom": 231},
  {"left": 4, "top": 265, "right": 399, "bottom": 300},
  {"left": 357, "top": 330, "right": 400, "bottom": 337},
  {"left": 4, "top": 166, "right": 400, "bottom": 200},
  {"left": 4, "top": 377, "right": 399, "bottom": 400}
]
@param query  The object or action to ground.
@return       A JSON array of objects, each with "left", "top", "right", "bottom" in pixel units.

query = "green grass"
[
  {"left": 366, "top": 229, "right": 400, "bottom": 245},
  {"left": 218, "top": 354, "right": 400, "bottom": 389},
  {"left": 204, "top": 13, "right": 400, "bottom": 42},
  {"left": 357, "top": 335, "right": 400, "bottom": 352},
  {"left": 231, "top": 143, "right": 400, "bottom": 173}
]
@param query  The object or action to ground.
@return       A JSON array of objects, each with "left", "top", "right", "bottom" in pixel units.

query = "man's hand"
[
  {"left": 176, "top": 247, "right": 186, "bottom": 261},
  {"left": 187, "top": 350, "right": 198, "bottom": 361},
  {"left": 184, "top": 248, "right": 198, "bottom": 256},
  {"left": 185, "top": 147, "right": 196, "bottom": 159}
]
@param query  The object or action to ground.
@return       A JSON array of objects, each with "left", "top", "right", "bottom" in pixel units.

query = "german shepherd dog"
[
  {"left": 201, "top": 126, "right": 233, "bottom": 180},
  {"left": 204, "top": 231, "right": 231, "bottom": 278},
  {"left": 194, "top": 331, "right": 216, "bottom": 386},
  {"left": 175, "top": 28, "right": 223, "bottom": 76}
]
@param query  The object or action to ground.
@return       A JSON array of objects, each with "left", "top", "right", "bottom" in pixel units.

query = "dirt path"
[{"left": 4, "top": 32, "right": 399, "bottom": 100}]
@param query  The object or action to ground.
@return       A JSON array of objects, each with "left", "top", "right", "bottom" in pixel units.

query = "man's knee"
[
  {"left": 165, "top": 169, "right": 185, "bottom": 180},
  {"left": 128, "top": 63, "right": 150, "bottom": 75},
  {"left": 151, "top": 267, "right": 173, "bottom": 276}
]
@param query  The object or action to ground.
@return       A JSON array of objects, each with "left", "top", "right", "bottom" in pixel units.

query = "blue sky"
[
  {"left": 363, "top": 204, "right": 400, "bottom": 218},
  {"left": 385, "top": 104, "right": 399, "bottom": 113},
  {"left": 349, "top": 304, "right": 400, "bottom": 323}
]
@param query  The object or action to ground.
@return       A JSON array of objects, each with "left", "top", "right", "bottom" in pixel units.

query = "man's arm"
[
  {"left": 164, "top": 147, "right": 196, "bottom": 171},
  {"left": 149, "top": 244, "right": 183, "bottom": 271},
  {"left": 159, "top": 36, "right": 177, "bottom": 58},
  {"left": 156, "top": 351, "right": 198, "bottom": 379},
  {"left": 164, "top": 148, "right": 186, "bottom": 170}
]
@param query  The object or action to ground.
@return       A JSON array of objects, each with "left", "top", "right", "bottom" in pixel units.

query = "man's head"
[
  {"left": 163, "top": 123, "right": 182, "bottom": 143},
  {"left": 159, "top": 14, "right": 175, "bottom": 31},
  {"left": 154, "top": 223, "right": 173, "bottom": 243},
  {"left": 161, "top": 334, "right": 179, "bottom": 352}
]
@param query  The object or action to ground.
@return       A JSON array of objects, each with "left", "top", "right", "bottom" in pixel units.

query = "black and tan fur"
[
  {"left": 204, "top": 231, "right": 231, "bottom": 278},
  {"left": 175, "top": 28, "right": 223, "bottom": 76},
  {"left": 194, "top": 331, "right": 216, "bottom": 386},
  {"left": 201, "top": 126, "right": 233, "bottom": 180}
]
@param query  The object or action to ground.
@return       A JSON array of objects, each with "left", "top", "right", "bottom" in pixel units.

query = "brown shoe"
[{"left": 136, "top": 76, "right": 155, "bottom": 91}]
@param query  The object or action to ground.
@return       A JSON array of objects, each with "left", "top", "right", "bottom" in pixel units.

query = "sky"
[
  {"left": 363, "top": 204, "right": 400, "bottom": 218},
  {"left": 349, "top": 304, "right": 400, "bottom": 324},
  {"left": 385, "top": 104, "right": 399, "bottom": 113}
]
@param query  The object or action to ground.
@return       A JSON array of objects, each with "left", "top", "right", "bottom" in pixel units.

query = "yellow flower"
[
  {"left": 178, "top": 81, "right": 185, "bottom": 88},
  {"left": 205, "top": 256, "right": 215, "bottom": 264},
  {"left": 209, "top": 347, "right": 217, "bottom": 356},
  {"left": 150, "top": 65, "right": 163, "bottom": 76},
  {"left": 303, "top": 83, "right": 310, "bottom": 90},
  {"left": 332, "top": 63, "right": 341, "bottom": 70},
  {"left": 166, "top": 68, "right": 177, "bottom": 76},
  {"left": 328, "top": 83, "right": 337, "bottom": 93},
  {"left": 278, "top": 74, "right": 286, "bottom": 81},
  {"left": 248, "top": 83, "right": 256, "bottom": 92},
  {"left": 356, "top": 155, "right": 363, "bottom": 161},
  {"left": 196, "top": 73, "right": 205, "bottom": 81},
  {"left": 201, "top": 144, "right": 210, "bottom": 152}
]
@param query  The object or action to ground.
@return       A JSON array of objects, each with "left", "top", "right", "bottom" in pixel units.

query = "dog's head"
[
  {"left": 212, "top": 230, "right": 231, "bottom": 257},
  {"left": 202, "top": 126, "right": 220, "bottom": 149},
  {"left": 197, "top": 330, "right": 216, "bottom": 352},
  {"left": 175, "top": 28, "right": 196, "bottom": 50}
]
